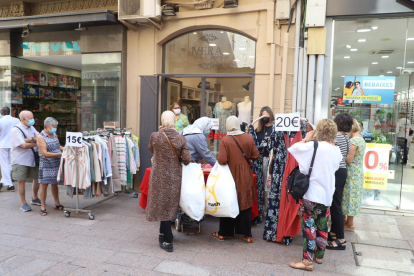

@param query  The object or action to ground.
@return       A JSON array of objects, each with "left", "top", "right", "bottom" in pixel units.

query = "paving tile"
[
  {"left": 0, "top": 255, "right": 34, "bottom": 274},
  {"left": 354, "top": 244, "right": 414, "bottom": 274},
  {"left": 7, "top": 248, "right": 74, "bottom": 263},
  {"left": 336, "top": 264, "right": 398, "bottom": 276},
  {"left": 154, "top": 260, "right": 210, "bottom": 276},
  {"left": 394, "top": 217, "right": 414, "bottom": 226},
  {"left": 356, "top": 236, "right": 411, "bottom": 250},
  {"left": 67, "top": 267, "right": 105, "bottom": 276},
  {"left": 244, "top": 262, "right": 304, "bottom": 276},
  {"left": 0, "top": 234, "right": 37, "bottom": 248},
  {"left": 377, "top": 225, "right": 403, "bottom": 240},
  {"left": 191, "top": 251, "right": 248, "bottom": 271},
  {"left": 5, "top": 258, "right": 56, "bottom": 276},
  {"left": 104, "top": 252, "right": 163, "bottom": 270},
  {"left": 37, "top": 262, "right": 80, "bottom": 276}
]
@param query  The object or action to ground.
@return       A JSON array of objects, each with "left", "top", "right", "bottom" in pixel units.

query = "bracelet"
[{"left": 302, "top": 139, "right": 307, "bottom": 143}]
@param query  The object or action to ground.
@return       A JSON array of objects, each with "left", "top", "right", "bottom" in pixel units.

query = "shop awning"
[{"left": 0, "top": 10, "right": 117, "bottom": 32}]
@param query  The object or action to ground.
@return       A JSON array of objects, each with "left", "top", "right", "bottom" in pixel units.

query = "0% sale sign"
[{"left": 363, "top": 143, "right": 390, "bottom": 190}]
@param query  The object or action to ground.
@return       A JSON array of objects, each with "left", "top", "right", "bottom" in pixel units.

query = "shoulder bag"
[
  {"left": 229, "top": 135, "right": 252, "bottom": 169},
  {"left": 286, "top": 141, "right": 318, "bottom": 203},
  {"left": 14, "top": 126, "right": 40, "bottom": 167},
  {"left": 162, "top": 132, "right": 182, "bottom": 163}
]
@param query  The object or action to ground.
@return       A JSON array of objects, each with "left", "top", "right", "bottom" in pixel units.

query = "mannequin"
[
  {"left": 237, "top": 96, "right": 252, "bottom": 124},
  {"left": 221, "top": 96, "right": 227, "bottom": 102}
]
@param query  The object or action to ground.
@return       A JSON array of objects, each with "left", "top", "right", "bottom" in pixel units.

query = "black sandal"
[
  {"left": 40, "top": 209, "right": 47, "bottom": 216},
  {"left": 54, "top": 205, "right": 64, "bottom": 211},
  {"left": 328, "top": 232, "right": 337, "bottom": 242},
  {"left": 326, "top": 239, "right": 346, "bottom": 250}
]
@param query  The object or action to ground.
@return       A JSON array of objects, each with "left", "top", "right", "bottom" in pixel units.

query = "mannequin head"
[
  {"left": 221, "top": 96, "right": 227, "bottom": 102},
  {"left": 244, "top": 96, "right": 251, "bottom": 103}
]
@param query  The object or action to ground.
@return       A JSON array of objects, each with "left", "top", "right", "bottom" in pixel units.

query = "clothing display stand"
[{"left": 64, "top": 146, "right": 95, "bottom": 220}]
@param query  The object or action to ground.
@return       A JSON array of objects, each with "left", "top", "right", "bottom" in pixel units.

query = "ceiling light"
[
  {"left": 21, "top": 25, "right": 30, "bottom": 38},
  {"left": 358, "top": 39, "right": 366, "bottom": 42},
  {"left": 382, "top": 56, "right": 389, "bottom": 58},
  {"left": 220, "top": 31, "right": 224, "bottom": 33},
  {"left": 387, "top": 71, "right": 392, "bottom": 73},
  {"left": 193, "top": 32, "right": 197, "bottom": 34},
  {"left": 234, "top": 59, "right": 240, "bottom": 62},
  {"left": 346, "top": 45, "right": 352, "bottom": 49},
  {"left": 372, "top": 26, "right": 379, "bottom": 30},
  {"left": 75, "top": 23, "right": 87, "bottom": 31},
  {"left": 239, "top": 48, "right": 246, "bottom": 50},
  {"left": 341, "top": 76, "right": 345, "bottom": 77},
  {"left": 350, "top": 49, "right": 358, "bottom": 51},
  {"left": 223, "top": 52, "right": 230, "bottom": 55},
  {"left": 372, "top": 62, "right": 378, "bottom": 64},
  {"left": 223, "top": 0, "right": 238, "bottom": 8},
  {"left": 408, "top": 61, "right": 414, "bottom": 64},
  {"left": 407, "top": 38, "right": 414, "bottom": 41},
  {"left": 162, "top": 4, "right": 179, "bottom": 16},
  {"left": 396, "top": 67, "right": 402, "bottom": 69},
  {"left": 344, "top": 56, "right": 350, "bottom": 59},
  {"left": 209, "top": 44, "right": 216, "bottom": 46},
  {"left": 242, "top": 82, "right": 251, "bottom": 91},
  {"left": 356, "top": 25, "right": 372, "bottom": 32}
]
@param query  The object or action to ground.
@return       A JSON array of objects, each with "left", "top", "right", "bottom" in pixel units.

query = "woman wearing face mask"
[
  {"left": 181, "top": 117, "right": 217, "bottom": 166},
  {"left": 171, "top": 102, "right": 189, "bottom": 132},
  {"left": 36, "top": 117, "right": 64, "bottom": 216},
  {"left": 248, "top": 106, "right": 275, "bottom": 224}
]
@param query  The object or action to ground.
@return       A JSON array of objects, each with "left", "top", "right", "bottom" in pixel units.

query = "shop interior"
[
  {"left": 0, "top": 53, "right": 121, "bottom": 143},
  {"left": 332, "top": 18, "right": 414, "bottom": 211},
  {"left": 164, "top": 29, "right": 256, "bottom": 156}
]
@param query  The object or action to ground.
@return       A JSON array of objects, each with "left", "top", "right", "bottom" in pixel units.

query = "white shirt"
[
  {"left": 11, "top": 122, "right": 39, "bottom": 167},
  {"left": 0, "top": 115, "right": 20, "bottom": 148},
  {"left": 237, "top": 101, "right": 252, "bottom": 124},
  {"left": 396, "top": 117, "right": 412, "bottom": 139},
  {"left": 288, "top": 141, "right": 342, "bottom": 206}
]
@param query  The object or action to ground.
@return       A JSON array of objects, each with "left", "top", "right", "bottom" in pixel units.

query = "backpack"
[{"left": 286, "top": 141, "right": 318, "bottom": 203}]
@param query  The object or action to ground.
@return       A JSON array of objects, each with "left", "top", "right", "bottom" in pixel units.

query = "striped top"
[{"left": 335, "top": 132, "right": 351, "bottom": 169}]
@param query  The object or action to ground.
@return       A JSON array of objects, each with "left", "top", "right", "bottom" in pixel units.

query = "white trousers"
[{"left": 0, "top": 148, "right": 12, "bottom": 187}]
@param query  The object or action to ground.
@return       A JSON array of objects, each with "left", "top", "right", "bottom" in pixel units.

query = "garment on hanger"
[
  {"left": 237, "top": 101, "right": 252, "bottom": 124},
  {"left": 214, "top": 101, "right": 236, "bottom": 134}
]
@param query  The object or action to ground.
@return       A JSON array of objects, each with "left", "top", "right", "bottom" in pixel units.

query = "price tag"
[
  {"left": 274, "top": 113, "right": 300, "bottom": 132},
  {"left": 363, "top": 143, "right": 391, "bottom": 190},
  {"left": 210, "top": 118, "right": 219, "bottom": 130},
  {"left": 65, "top": 132, "right": 83, "bottom": 147}
]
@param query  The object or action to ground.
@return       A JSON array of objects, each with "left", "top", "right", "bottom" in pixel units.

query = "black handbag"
[
  {"left": 14, "top": 126, "right": 40, "bottom": 167},
  {"left": 286, "top": 141, "right": 318, "bottom": 203}
]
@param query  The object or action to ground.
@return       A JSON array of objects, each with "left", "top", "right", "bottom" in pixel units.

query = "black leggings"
[
  {"left": 330, "top": 168, "right": 347, "bottom": 239},
  {"left": 218, "top": 208, "right": 252, "bottom": 237},
  {"left": 160, "top": 221, "right": 173, "bottom": 243}
]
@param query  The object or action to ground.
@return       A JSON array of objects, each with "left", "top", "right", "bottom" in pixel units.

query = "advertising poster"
[
  {"left": 66, "top": 76, "right": 78, "bottom": 89},
  {"left": 23, "top": 69, "right": 39, "bottom": 85},
  {"left": 11, "top": 89, "right": 23, "bottom": 104},
  {"left": 39, "top": 71, "right": 47, "bottom": 86},
  {"left": 48, "top": 73, "right": 58, "bottom": 87},
  {"left": 363, "top": 143, "right": 391, "bottom": 190},
  {"left": 337, "top": 97, "right": 345, "bottom": 106},
  {"left": 23, "top": 86, "right": 39, "bottom": 98},
  {"left": 58, "top": 75, "right": 67, "bottom": 88},
  {"left": 343, "top": 76, "right": 395, "bottom": 104}
]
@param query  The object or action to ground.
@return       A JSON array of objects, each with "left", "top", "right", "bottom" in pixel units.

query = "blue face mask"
[
  {"left": 0, "top": 115, "right": 3, "bottom": 119},
  {"left": 28, "top": 119, "right": 35, "bottom": 126},
  {"left": 50, "top": 128, "right": 57, "bottom": 134},
  {"left": 204, "top": 131, "right": 211, "bottom": 135}
]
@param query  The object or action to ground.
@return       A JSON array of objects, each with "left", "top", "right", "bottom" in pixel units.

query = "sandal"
[
  {"left": 212, "top": 231, "right": 225, "bottom": 241},
  {"left": 326, "top": 239, "right": 346, "bottom": 250},
  {"left": 40, "top": 209, "right": 47, "bottom": 216},
  {"left": 289, "top": 259, "right": 313, "bottom": 271},
  {"left": 243, "top": 236, "right": 253, "bottom": 243},
  {"left": 328, "top": 232, "right": 337, "bottom": 242},
  {"left": 54, "top": 205, "right": 64, "bottom": 211}
]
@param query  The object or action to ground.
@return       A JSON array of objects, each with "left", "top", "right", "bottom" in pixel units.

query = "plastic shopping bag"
[
  {"left": 205, "top": 163, "right": 239, "bottom": 218},
  {"left": 180, "top": 163, "right": 205, "bottom": 221}
]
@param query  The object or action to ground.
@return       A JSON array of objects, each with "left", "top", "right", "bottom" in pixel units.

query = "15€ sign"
[
  {"left": 363, "top": 143, "right": 390, "bottom": 190},
  {"left": 66, "top": 132, "right": 83, "bottom": 147}
]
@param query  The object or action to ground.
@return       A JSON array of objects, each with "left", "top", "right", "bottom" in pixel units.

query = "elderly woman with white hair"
[
  {"left": 36, "top": 117, "right": 63, "bottom": 216},
  {"left": 146, "top": 111, "right": 192, "bottom": 253},
  {"left": 181, "top": 117, "right": 217, "bottom": 166},
  {"left": 212, "top": 116, "right": 260, "bottom": 243}
]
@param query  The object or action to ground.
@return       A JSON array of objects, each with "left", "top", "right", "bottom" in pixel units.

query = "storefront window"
[
  {"left": 80, "top": 53, "right": 121, "bottom": 131},
  {"left": 164, "top": 29, "right": 256, "bottom": 74},
  {"left": 0, "top": 57, "right": 11, "bottom": 110},
  {"left": 332, "top": 18, "right": 414, "bottom": 211}
]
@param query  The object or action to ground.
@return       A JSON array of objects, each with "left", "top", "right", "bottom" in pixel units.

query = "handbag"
[
  {"left": 162, "top": 132, "right": 182, "bottom": 163},
  {"left": 14, "top": 126, "right": 40, "bottom": 167},
  {"left": 286, "top": 141, "right": 318, "bottom": 203}
]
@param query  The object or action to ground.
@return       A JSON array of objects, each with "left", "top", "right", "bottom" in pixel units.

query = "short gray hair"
[{"left": 44, "top": 117, "right": 58, "bottom": 127}]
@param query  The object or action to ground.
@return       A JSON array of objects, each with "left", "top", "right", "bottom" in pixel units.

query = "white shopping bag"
[
  {"left": 205, "top": 163, "right": 239, "bottom": 218},
  {"left": 180, "top": 163, "right": 205, "bottom": 221}
]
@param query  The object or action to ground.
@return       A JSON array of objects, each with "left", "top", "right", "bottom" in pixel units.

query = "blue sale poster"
[{"left": 343, "top": 76, "right": 395, "bottom": 104}]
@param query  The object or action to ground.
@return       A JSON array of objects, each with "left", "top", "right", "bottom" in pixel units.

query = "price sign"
[
  {"left": 274, "top": 113, "right": 300, "bottom": 132},
  {"left": 210, "top": 118, "right": 219, "bottom": 130},
  {"left": 66, "top": 132, "right": 83, "bottom": 147},
  {"left": 363, "top": 143, "right": 391, "bottom": 190}
]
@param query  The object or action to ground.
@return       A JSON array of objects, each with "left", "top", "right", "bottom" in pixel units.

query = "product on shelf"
[{"left": 23, "top": 86, "right": 39, "bottom": 98}]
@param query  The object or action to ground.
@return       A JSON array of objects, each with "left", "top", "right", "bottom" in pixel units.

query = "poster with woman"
[
  {"left": 343, "top": 76, "right": 395, "bottom": 104},
  {"left": 39, "top": 71, "right": 47, "bottom": 86},
  {"left": 23, "top": 69, "right": 39, "bottom": 85},
  {"left": 48, "top": 73, "right": 58, "bottom": 87},
  {"left": 58, "top": 75, "right": 67, "bottom": 88}
]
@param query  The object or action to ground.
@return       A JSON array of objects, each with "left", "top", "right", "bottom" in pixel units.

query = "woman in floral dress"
[
  {"left": 171, "top": 102, "right": 189, "bottom": 132},
  {"left": 342, "top": 119, "right": 366, "bottom": 230}
]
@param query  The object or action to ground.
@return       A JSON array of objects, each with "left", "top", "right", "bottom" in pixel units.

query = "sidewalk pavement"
[{"left": 1, "top": 183, "right": 414, "bottom": 276}]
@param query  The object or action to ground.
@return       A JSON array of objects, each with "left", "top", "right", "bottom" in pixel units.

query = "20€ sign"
[{"left": 363, "top": 143, "right": 391, "bottom": 190}]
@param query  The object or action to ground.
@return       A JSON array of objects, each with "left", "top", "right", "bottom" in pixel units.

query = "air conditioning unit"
[{"left": 118, "top": 0, "right": 162, "bottom": 23}]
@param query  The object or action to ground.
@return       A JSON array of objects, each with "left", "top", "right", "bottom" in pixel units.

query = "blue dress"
[{"left": 39, "top": 131, "right": 61, "bottom": 184}]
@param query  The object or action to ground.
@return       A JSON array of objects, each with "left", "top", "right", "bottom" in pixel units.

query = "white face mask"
[{"left": 173, "top": 109, "right": 181, "bottom": 115}]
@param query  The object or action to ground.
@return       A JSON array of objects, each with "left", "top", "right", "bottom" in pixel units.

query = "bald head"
[{"left": 19, "top": 110, "right": 34, "bottom": 126}]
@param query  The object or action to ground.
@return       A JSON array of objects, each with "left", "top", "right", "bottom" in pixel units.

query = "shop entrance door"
[{"left": 160, "top": 74, "right": 254, "bottom": 157}]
